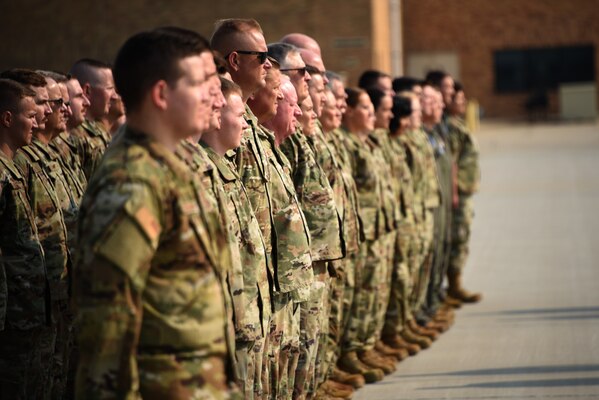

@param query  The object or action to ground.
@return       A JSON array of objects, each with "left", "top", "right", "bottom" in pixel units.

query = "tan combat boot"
[
  {"left": 448, "top": 270, "right": 482, "bottom": 303},
  {"left": 401, "top": 327, "right": 432, "bottom": 349},
  {"left": 358, "top": 349, "right": 396, "bottom": 374},
  {"left": 408, "top": 319, "right": 440, "bottom": 340},
  {"left": 382, "top": 333, "right": 421, "bottom": 356},
  {"left": 320, "top": 379, "right": 355, "bottom": 399},
  {"left": 375, "top": 340, "right": 409, "bottom": 361},
  {"left": 444, "top": 295, "right": 463, "bottom": 308},
  {"left": 330, "top": 366, "right": 366, "bottom": 389},
  {"left": 338, "top": 351, "right": 385, "bottom": 383}
]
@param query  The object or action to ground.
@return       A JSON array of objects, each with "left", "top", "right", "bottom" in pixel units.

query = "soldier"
[
  {"left": 269, "top": 42, "right": 344, "bottom": 399},
  {"left": 446, "top": 81, "right": 482, "bottom": 303},
  {"left": 211, "top": 19, "right": 313, "bottom": 400},
  {"left": 201, "top": 78, "right": 271, "bottom": 400},
  {"left": 0, "top": 78, "right": 48, "bottom": 399},
  {"left": 338, "top": 88, "right": 395, "bottom": 381},
  {"left": 5, "top": 71, "right": 72, "bottom": 398},
  {"left": 49, "top": 74, "right": 88, "bottom": 203},
  {"left": 358, "top": 70, "right": 394, "bottom": 97},
  {"left": 69, "top": 58, "right": 116, "bottom": 180},
  {"left": 74, "top": 28, "right": 237, "bottom": 399},
  {"left": 420, "top": 83, "right": 456, "bottom": 324}
]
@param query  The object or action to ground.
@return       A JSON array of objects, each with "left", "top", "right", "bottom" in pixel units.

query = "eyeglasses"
[
  {"left": 227, "top": 50, "right": 269, "bottom": 64},
  {"left": 280, "top": 67, "right": 308, "bottom": 76},
  {"left": 47, "top": 98, "right": 64, "bottom": 107}
]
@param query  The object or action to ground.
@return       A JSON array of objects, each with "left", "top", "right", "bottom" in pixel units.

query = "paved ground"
[{"left": 354, "top": 121, "right": 599, "bottom": 400}]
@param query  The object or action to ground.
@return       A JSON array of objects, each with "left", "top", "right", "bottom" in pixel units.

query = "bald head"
[
  {"left": 280, "top": 33, "right": 321, "bottom": 56},
  {"left": 300, "top": 49, "right": 325, "bottom": 73}
]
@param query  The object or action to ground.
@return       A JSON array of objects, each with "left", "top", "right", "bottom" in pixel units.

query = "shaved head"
[
  {"left": 280, "top": 33, "right": 321, "bottom": 56},
  {"left": 300, "top": 49, "right": 326, "bottom": 73}
]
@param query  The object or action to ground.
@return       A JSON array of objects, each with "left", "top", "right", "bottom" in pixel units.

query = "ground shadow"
[
  {"left": 423, "top": 377, "right": 599, "bottom": 390},
  {"left": 401, "top": 364, "right": 599, "bottom": 378}
]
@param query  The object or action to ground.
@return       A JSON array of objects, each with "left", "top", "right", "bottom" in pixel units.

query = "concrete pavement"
[{"left": 354, "top": 121, "right": 599, "bottom": 400}]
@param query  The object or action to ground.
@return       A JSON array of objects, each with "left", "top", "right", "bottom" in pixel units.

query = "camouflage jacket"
[
  {"left": 424, "top": 125, "right": 453, "bottom": 213},
  {"left": 447, "top": 116, "right": 480, "bottom": 195},
  {"left": 339, "top": 128, "right": 385, "bottom": 241},
  {"left": 370, "top": 129, "right": 402, "bottom": 232},
  {"left": 27, "top": 138, "right": 80, "bottom": 251},
  {"left": 403, "top": 128, "right": 440, "bottom": 215},
  {"left": 280, "top": 127, "right": 343, "bottom": 262},
  {"left": 75, "top": 127, "right": 234, "bottom": 399},
  {"left": 203, "top": 144, "right": 270, "bottom": 341},
  {"left": 70, "top": 119, "right": 111, "bottom": 181},
  {"left": 14, "top": 140, "right": 70, "bottom": 306},
  {"left": 50, "top": 131, "right": 87, "bottom": 202},
  {"left": 0, "top": 150, "right": 47, "bottom": 331},
  {"left": 235, "top": 108, "right": 313, "bottom": 301},
  {"left": 326, "top": 128, "right": 363, "bottom": 254}
]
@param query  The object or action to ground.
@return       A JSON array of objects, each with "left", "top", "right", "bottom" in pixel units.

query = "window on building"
[{"left": 494, "top": 45, "right": 595, "bottom": 93}]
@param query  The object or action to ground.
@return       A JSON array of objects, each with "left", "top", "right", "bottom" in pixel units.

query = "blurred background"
[{"left": 1, "top": 0, "right": 598, "bottom": 120}]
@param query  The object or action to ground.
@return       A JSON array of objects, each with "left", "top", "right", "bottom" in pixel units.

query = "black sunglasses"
[
  {"left": 280, "top": 66, "right": 308, "bottom": 75},
  {"left": 47, "top": 98, "right": 65, "bottom": 107},
  {"left": 227, "top": 50, "right": 269, "bottom": 64}
]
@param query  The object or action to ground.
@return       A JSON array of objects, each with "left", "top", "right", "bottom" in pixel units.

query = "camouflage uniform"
[
  {"left": 50, "top": 131, "right": 87, "bottom": 203},
  {"left": 339, "top": 128, "right": 388, "bottom": 354},
  {"left": 383, "top": 133, "right": 420, "bottom": 338},
  {"left": 423, "top": 123, "right": 453, "bottom": 317},
  {"left": 203, "top": 143, "right": 271, "bottom": 400},
  {"left": 74, "top": 127, "right": 236, "bottom": 400},
  {"left": 447, "top": 116, "right": 480, "bottom": 276},
  {"left": 70, "top": 119, "right": 111, "bottom": 181},
  {"left": 319, "top": 126, "right": 363, "bottom": 385},
  {"left": 0, "top": 149, "right": 49, "bottom": 399},
  {"left": 13, "top": 141, "right": 71, "bottom": 399},
  {"left": 234, "top": 108, "right": 313, "bottom": 400},
  {"left": 280, "top": 127, "right": 343, "bottom": 398},
  {"left": 402, "top": 128, "right": 440, "bottom": 315}
]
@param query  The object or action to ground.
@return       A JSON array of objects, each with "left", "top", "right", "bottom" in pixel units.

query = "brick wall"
[
  {"left": 403, "top": 0, "right": 599, "bottom": 118},
  {"left": 0, "top": 0, "right": 373, "bottom": 88}
]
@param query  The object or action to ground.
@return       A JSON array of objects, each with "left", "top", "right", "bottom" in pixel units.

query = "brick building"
[{"left": 2, "top": 0, "right": 598, "bottom": 118}]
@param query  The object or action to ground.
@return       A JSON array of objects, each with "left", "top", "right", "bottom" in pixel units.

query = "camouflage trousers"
[
  {"left": 294, "top": 261, "right": 329, "bottom": 399},
  {"left": 411, "top": 208, "right": 436, "bottom": 312},
  {"left": 370, "top": 232, "right": 397, "bottom": 346},
  {"left": 383, "top": 221, "right": 418, "bottom": 338},
  {"left": 0, "top": 325, "right": 55, "bottom": 400},
  {"left": 235, "top": 335, "right": 267, "bottom": 400},
  {"left": 266, "top": 292, "right": 300, "bottom": 400},
  {"left": 448, "top": 195, "right": 474, "bottom": 275},
  {"left": 342, "top": 235, "right": 392, "bottom": 353},
  {"left": 426, "top": 201, "right": 452, "bottom": 315},
  {"left": 134, "top": 353, "right": 236, "bottom": 400}
]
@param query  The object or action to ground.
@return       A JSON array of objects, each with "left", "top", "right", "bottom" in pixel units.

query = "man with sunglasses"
[{"left": 212, "top": 20, "right": 315, "bottom": 400}]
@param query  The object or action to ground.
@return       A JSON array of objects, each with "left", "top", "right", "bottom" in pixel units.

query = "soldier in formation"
[{"left": 0, "top": 19, "right": 481, "bottom": 400}]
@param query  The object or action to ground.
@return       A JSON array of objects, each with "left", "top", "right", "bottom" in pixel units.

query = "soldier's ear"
[
  {"left": 228, "top": 52, "right": 241, "bottom": 72},
  {"left": 0, "top": 110, "right": 12, "bottom": 128},
  {"left": 81, "top": 83, "right": 92, "bottom": 98},
  {"left": 150, "top": 80, "right": 169, "bottom": 111}
]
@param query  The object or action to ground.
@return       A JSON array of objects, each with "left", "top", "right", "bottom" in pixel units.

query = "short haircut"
[
  {"left": 425, "top": 70, "right": 448, "bottom": 89},
  {"left": 113, "top": 27, "right": 210, "bottom": 113},
  {"left": 70, "top": 58, "right": 112, "bottom": 86},
  {"left": 389, "top": 95, "right": 413, "bottom": 133},
  {"left": 210, "top": 18, "right": 263, "bottom": 53},
  {"left": 325, "top": 70, "right": 343, "bottom": 90},
  {"left": 267, "top": 43, "right": 298, "bottom": 70},
  {"left": 220, "top": 77, "right": 242, "bottom": 99},
  {"left": 358, "top": 69, "right": 389, "bottom": 90},
  {"left": 37, "top": 70, "right": 71, "bottom": 83},
  {"left": 392, "top": 76, "right": 421, "bottom": 93},
  {"left": 0, "top": 69, "right": 47, "bottom": 88},
  {"left": 213, "top": 51, "right": 228, "bottom": 75},
  {"left": 366, "top": 88, "right": 387, "bottom": 110},
  {"left": 0, "top": 78, "right": 36, "bottom": 113},
  {"left": 345, "top": 87, "right": 367, "bottom": 108}
]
